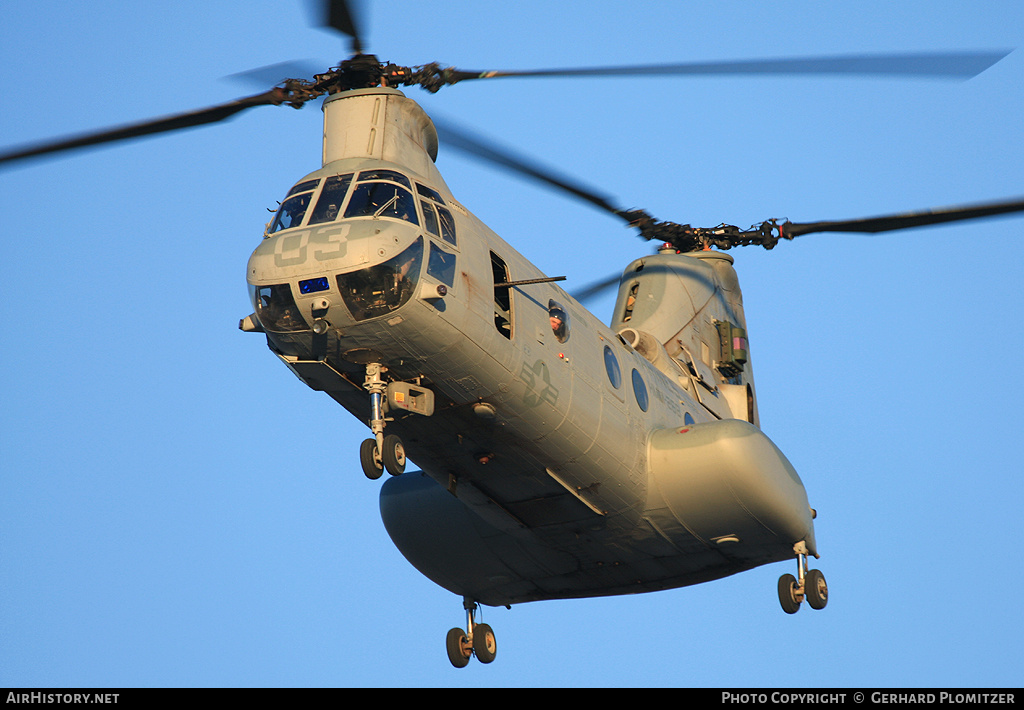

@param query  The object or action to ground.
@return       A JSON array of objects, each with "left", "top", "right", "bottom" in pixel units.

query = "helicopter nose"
[{"left": 247, "top": 219, "right": 424, "bottom": 332}]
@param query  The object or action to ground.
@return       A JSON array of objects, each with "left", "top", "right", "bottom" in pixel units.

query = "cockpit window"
[
  {"left": 416, "top": 183, "right": 445, "bottom": 203},
  {"left": 337, "top": 236, "right": 424, "bottom": 322},
  {"left": 427, "top": 242, "right": 456, "bottom": 287},
  {"left": 421, "top": 201, "right": 439, "bottom": 236},
  {"left": 344, "top": 182, "right": 419, "bottom": 225},
  {"left": 417, "top": 183, "right": 457, "bottom": 246},
  {"left": 357, "top": 169, "right": 412, "bottom": 189},
  {"left": 286, "top": 179, "right": 320, "bottom": 197},
  {"left": 308, "top": 173, "right": 353, "bottom": 225},
  {"left": 269, "top": 192, "right": 313, "bottom": 233},
  {"left": 253, "top": 283, "right": 306, "bottom": 332},
  {"left": 436, "top": 205, "right": 456, "bottom": 246}
]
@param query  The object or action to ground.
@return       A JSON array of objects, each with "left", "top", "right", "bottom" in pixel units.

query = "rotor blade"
[
  {"left": 448, "top": 50, "right": 1012, "bottom": 85},
  {"left": 572, "top": 273, "right": 622, "bottom": 303},
  {"left": 781, "top": 196, "right": 1024, "bottom": 237},
  {"left": 0, "top": 90, "right": 284, "bottom": 168},
  {"left": 227, "top": 60, "right": 323, "bottom": 87},
  {"left": 322, "top": 0, "right": 365, "bottom": 54},
  {"left": 432, "top": 116, "right": 630, "bottom": 221}
]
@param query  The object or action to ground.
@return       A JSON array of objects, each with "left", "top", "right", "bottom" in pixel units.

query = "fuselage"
[{"left": 244, "top": 87, "right": 817, "bottom": 607}]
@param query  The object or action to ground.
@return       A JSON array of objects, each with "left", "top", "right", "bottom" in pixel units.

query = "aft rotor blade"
[
  {"left": 432, "top": 116, "right": 630, "bottom": 221},
  {"left": 0, "top": 90, "right": 285, "bottom": 168},
  {"left": 449, "top": 50, "right": 1012, "bottom": 84},
  {"left": 781, "top": 196, "right": 1024, "bottom": 237}
]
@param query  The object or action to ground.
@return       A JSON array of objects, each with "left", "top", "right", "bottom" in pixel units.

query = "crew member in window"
[{"left": 548, "top": 302, "right": 569, "bottom": 343}]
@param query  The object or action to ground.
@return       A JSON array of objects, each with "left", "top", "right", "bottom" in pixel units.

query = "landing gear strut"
[
  {"left": 777, "top": 548, "right": 828, "bottom": 614},
  {"left": 359, "top": 363, "right": 406, "bottom": 479},
  {"left": 446, "top": 598, "right": 497, "bottom": 668}
]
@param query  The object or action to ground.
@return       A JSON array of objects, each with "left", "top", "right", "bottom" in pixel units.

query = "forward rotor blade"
[
  {"left": 449, "top": 50, "right": 1012, "bottom": 85},
  {"left": 227, "top": 60, "right": 323, "bottom": 87},
  {"left": 782, "top": 196, "right": 1024, "bottom": 237},
  {"left": 323, "top": 0, "right": 365, "bottom": 54},
  {"left": 0, "top": 90, "right": 284, "bottom": 168},
  {"left": 572, "top": 273, "right": 622, "bottom": 303},
  {"left": 432, "top": 116, "right": 629, "bottom": 221}
]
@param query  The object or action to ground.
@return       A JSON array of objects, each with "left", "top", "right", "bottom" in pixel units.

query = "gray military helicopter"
[{"left": 4, "top": 1, "right": 1023, "bottom": 669}]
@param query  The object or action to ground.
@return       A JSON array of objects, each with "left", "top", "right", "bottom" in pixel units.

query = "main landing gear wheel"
[
  {"left": 446, "top": 628, "right": 471, "bottom": 668},
  {"left": 359, "top": 438, "right": 383, "bottom": 480},
  {"left": 778, "top": 573, "right": 801, "bottom": 614},
  {"left": 446, "top": 598, "right": 497, "bottom": 668},
  {"left": 805, "top": 568, "right": 828, "bottom": 610},
  {"left": 778, "top": 548, "right": 828, "bottom": 614},
  {"left": 381, "top": 433, "right": 406, "bottom": 476},
  {"left": 473, "top": 622, "right": 497, "bottom": 664}
]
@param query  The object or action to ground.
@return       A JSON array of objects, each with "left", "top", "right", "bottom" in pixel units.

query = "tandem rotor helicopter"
[{"left": 4, "top": 2, "right": 1024, "bottom": 669}]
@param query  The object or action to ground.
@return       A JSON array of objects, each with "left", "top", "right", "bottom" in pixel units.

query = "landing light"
[{"left": 299, "top": 276, "right": 330, "bottom": 294}]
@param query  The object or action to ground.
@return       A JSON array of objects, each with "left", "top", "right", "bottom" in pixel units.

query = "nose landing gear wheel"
[
  {"left": 805, "top": 568, "right": 828, "bottom": 609},
  {"left": 778, "top": 573, "right": 801, "bottom": 614},
  {"left": 382, "top": 434, "right": 406, "bottom": 476},
  {"left": 446, "top": 628, "right": 471, "bottom": 668},
  {"left": 359, "top": 439, "right": 383, "bottom": 480}
]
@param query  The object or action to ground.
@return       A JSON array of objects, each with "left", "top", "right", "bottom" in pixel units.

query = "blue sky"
[{"left": 2, "top": 0, "right": 1022, "bottom": 688}]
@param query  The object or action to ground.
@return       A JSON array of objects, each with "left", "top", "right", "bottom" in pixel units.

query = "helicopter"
[{"left": 3, "top": 2, "right": 1023, "bottom": 676}]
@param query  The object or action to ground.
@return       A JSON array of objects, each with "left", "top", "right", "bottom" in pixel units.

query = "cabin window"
[
  {"left": 491, "top": 252, "right": 513, "bottom": 339},
  {"left": 548, "top": 299, "right": 570, "bottom": 343},
  {"left": 336, "top": 236, "right": 424, "bottom": 322},
  {"left": 631, "top": 369, "right": 649, "bottom": 411},
  {"left": 603, "top": 345, "right": 621, "bottom": 388}
]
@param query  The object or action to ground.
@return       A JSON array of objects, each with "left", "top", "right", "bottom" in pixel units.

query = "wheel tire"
[
  {"left": 778, "top": 573, "right": 801, "bottom": 614},
  {"left": 382, "top": 434, "right": 406, "bottom": 476},
  {"left": 446, "top": 628, "right": 471, "bottom": 668},
  {"left": 359, "top": 439, "right": 383, "bottom": 480},
  {"left": 473, "top": 622, "right": 497, "bottom": 664},
  {"left": 805, "top": 568, "right": 828, "bottom": 610}
]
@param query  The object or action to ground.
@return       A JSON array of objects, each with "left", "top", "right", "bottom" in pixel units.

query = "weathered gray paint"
[{"left": 245, "top": 88, "right": 818, "bottom": 608}]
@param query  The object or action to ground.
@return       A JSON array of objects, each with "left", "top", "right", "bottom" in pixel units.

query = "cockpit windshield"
[
  {"left": 269, "top": 178, "right": 321, "bottom": 234},
  {"left": 308, "top": 173, "right": 353, "bottom": 225},
  {"left": 267, "top": 171, "right": 425, "bottom": 233},
  {"left": 269, "top": 192, "right": 313, "bottom": 234},
  {"left": 359, "top": 169, "right": 412, "bottom": 188},
  {"left": 344, "top": 181, "right": 419, "bottom": 225},
  {"left": 337, "top": 236, "right": 424, "bottom": 321}
]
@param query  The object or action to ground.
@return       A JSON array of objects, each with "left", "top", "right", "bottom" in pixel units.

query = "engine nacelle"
[{"left": 645, "top": 419, "right": 817, "bottom": 558}]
